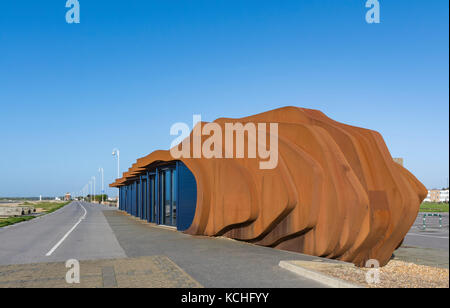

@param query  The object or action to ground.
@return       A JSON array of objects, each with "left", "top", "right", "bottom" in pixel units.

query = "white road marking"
[
  {"left": 406, "top": 233, "right": 449, "bottom": 239},
  {"left": 45, "top": 202, "right": 87, "bottom": 256}
]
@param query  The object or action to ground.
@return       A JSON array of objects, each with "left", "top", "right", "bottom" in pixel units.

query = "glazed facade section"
[
  {"left": 111, "top": 107, "right": 427, "bottom": 267},
  {"left": 118, "top": 161, "right": 197, "bottom": 231}
]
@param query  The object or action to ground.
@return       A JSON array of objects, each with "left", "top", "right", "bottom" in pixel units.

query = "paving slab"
[{"left": 0, "top": 256, "right": 202, "bottom": 288}]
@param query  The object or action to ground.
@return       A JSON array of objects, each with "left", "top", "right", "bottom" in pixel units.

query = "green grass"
[
  {"left": 419, "top": 202, "right": 449, "bottom": 213},
  {"left": 33, "top": 201, "right": 70, "bottom": 214},
  {"left": 0, "top": 201, "right": 70, "bottom": 228},
  {"left": 0, "top": 216, "right": 35, "bottom": 228}
]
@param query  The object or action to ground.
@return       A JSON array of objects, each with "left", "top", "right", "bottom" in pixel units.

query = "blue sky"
[{"left": 0, "top": 0, "right": 448, "bottom": 197}]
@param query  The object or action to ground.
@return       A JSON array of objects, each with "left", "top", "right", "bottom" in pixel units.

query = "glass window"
[
  {"left": 150, "top": 176, "right": 157, "bottom": 223},
  {"left": 172, "top": 169, "right": 177, "bottom": 226},
  {"left": 142, "top": 179, "right": 147, "bottom": 221},
  {"left": 164, "top": 169, "right": 172, "bottom": 226}
]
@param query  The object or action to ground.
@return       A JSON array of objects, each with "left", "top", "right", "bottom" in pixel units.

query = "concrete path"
[
  {"left": 0, "top": 203, "right": 326, "bottom": 287},
  {"left": 103, "top": 211, "right": 327, "bottom": 288},
  {"left": 0, "top": 202, "right": 126, "bottom": 265},
  {"left": 0, "top": 256, "right": 201, "bottom": 288},
  {"left": 1, "top": 202, "right": 447, "bottom": 286}
]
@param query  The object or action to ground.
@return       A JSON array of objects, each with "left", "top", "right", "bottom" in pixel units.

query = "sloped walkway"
[{"left": 103, "top": 211, "right": 328, "bottom": 288}]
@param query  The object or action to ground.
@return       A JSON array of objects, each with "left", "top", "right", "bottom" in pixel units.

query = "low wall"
[{"left": 0, "top": 206, "right": 35, "bottom": 217}]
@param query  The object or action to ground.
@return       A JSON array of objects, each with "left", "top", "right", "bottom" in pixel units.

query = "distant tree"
[{"left": 94, "top": 194, "right": 108, "bottom": 204}]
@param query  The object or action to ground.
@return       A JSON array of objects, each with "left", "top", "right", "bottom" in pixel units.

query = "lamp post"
[
  {"left": 89, "top": 180, "right": 92, "bottom": 202},
  {"left": 83, "top": 184, "right": 88, "bottom": 202},
  {"left": 112, "top": 148, "right": 120, "bottom": 208},
  {"left": 92, "top": 176, "right": 96, "bottom": 204},
  {"left": 99, "top": 167, "right": 104, "bottom": 204}
]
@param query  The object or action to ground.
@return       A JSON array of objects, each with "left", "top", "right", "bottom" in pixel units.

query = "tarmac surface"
[
  {"left": 0, "top": 202, "right": 126, "bottom": 265},
  {"left": 1, "top": 201, "right": 447, "bottom": 287},
  {"left": 0, "top": 201, "right": 327, "bottom": 287},
  {"left": 103, "top": 210, "right": 330, "bottom": 288},
  {"left": 396, "top": 212, "right": 449, "bottom": 268}
]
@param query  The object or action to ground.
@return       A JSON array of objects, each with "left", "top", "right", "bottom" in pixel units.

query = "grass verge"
[
  {"left": 34, "top": 201, "right": 70, "bottom": 214},
  {"left": 0, "top": 201, "right": 70, "bottom": 228},
  {"left": 0, "top": 216, "right": 35, "bottom": 228},
  {"left": 420, "top": 202, "right": 449, "bottom": 213}
]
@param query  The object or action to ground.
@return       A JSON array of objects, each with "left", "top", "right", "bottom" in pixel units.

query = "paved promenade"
[
  {"left": 0, "top": 256, "right": 201, "bottom": 288},
  {"left": 0, "top": 202, "right": 326, "bottom": 288}
]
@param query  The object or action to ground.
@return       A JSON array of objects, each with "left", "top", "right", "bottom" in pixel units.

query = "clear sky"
[{"left": 0, "top": 0, "right": 448, "bottom": 197}]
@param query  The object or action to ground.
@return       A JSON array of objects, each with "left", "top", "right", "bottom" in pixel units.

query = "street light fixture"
[
  {"left": 112, "top": 148, "right": 120, "bottom": 208},
  {"left": 99, "top": 167, "right": 104, "bottom": 204},
  {"left": 92, "top": 176, "right": 96, "bottom": 204},
  {"left": 89, "top": 180, "right": 92, "bottom": 202},
  {"left": 83, "top": 184, "right": 88, "bottom": 202}
]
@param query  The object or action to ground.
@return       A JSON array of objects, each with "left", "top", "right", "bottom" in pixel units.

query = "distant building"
[
  {"left": 440, "top": 190, "right": 449, "bottom": 202},
  {"left": 64, "top": 193, "right": 71, "bottom": 201},
  {"left": 423, "top": 189, "right": 449, "bottom": 202}
]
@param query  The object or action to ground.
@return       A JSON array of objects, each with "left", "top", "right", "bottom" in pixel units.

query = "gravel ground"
[{"left": 320, "top": 260, "right": 449, "bottom": 288}]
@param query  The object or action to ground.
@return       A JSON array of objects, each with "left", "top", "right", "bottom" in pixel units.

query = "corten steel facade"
[{"left": 111, "top": 107, "right": 427, "bottom": 267}]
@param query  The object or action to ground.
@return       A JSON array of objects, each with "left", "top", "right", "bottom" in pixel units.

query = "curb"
[{"left": 279, "top": 260, "right": 363, "bottom": 288}]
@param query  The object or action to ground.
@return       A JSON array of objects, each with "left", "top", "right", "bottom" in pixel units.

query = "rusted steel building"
[{"left": 110, "top": 107, "right": 427, "bottom": 266}]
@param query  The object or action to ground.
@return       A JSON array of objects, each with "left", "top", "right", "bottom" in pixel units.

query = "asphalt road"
[
  {"left": 403, "top": 212, "right": 449, "bottom": 250},
  {"left": 5, "top": 200, "right": 447, "bottom": 287},
  {"left": 0, "top": 201, "right": 326, "bottom": 287},
  {"left": 103, "top": 211, "right": 329, "bottom": 288},
  {"left": 404, "top": 229, "right": 449, "bottom": 250},
  {"left": 394, "top": 212, "right": 449, "bottom": 268},
  {"left": 0, "top": 201, "right": 126, "bottom": 265}
]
